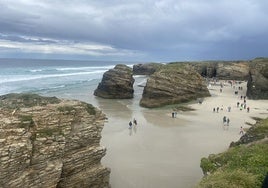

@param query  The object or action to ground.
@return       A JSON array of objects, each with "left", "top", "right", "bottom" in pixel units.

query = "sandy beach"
[{"left": 96, "top": 77, "right": 268, "bottom": 188}]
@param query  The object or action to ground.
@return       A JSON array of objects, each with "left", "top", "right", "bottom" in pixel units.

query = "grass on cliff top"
[
  {"left": 57, "top": 103, "right": 96, "bottom": 115},
  {"left": 0, "top": 93, "right": 60, "bottom": 108},
  {"left": 198, "top": 118, "right": 268, "bottom": 188}
]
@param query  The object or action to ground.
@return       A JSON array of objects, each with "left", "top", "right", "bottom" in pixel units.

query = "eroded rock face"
[
  {"left": 140, "top": 65, "right": 210, "bottom": 108},
  {"left": 191, "top": 62, "right": 217, "bottom": 78},
  {"left": 189, "top": 61, "right": 250, "bottom": 80},
  {"left": 133, "top": 63, "right": 164, "bottom": 75},
  {"left": 0, "top": 93, "right": 110, "bottom": 188},
  {"left": 94, "top": 64, "right": 134, "bottom": 99},
  {"left": 247, "top": 58, "right": 268, "bottom": 99},
  {"left": 216, "top": 62, "right": 249, "bottom": 80}
]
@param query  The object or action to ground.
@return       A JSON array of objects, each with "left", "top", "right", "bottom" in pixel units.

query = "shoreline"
[{"left": 99, "top": 78, "right": 268, "bottom": 188}]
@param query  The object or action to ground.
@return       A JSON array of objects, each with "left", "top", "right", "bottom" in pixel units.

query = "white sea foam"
[
  {"left": 29, "top": 69, "right": 43, "bottom": 72},
  {"left": 56, "top": 65, "right": 115, "bottom": 71},
  {"left": 0, "top": 70, "right": 106, "bottom": 84}
]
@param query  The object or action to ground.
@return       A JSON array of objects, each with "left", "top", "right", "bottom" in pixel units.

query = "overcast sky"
[{"left": 0, "top": 0, "right": 268, "bottom": 62}]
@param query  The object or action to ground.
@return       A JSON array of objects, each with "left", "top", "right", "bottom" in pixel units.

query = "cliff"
[
  {"left": 215, "top": 62, "right": 249, "bottom": 80},
  {"left": 247, "top": 58, "right": 268, "bottom": 99},
  {"left": 0, "top": 93, "right": 110, "bottom": 188},
  {"left": 198, "top": 118, "right": 268, "bottom": 188},
  {"left": 169, "top": 61, "right": 250, "bottom": 80},
  {"left": 140, "top": 64, "right": 210, "bottom": 108},
  {"left": 94, "top": 64, "right": 134, "bottom": 99}
]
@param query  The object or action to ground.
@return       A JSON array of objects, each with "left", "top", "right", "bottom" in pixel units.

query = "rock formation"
[
  {"left": 133, "top": 63, "right": 164, "bottom": 75},
  {"left": 94, "top": 64, "right": 134, "bottom": 99},
  {"left": 183, "top": 61, "right": 250, "bottom": 80},
  {"left": 246, "top": 58, "right": 268, "bottom": 99},
  {"left": 216, "top": 62, "right": 249, "bottom": 80},
  {"left": 0, "top": 93, "right": 110, "bottom": 188},
  {"left": 140, "top": 64, "right": 210, "bottom": 108},
  {"left": 190, "top": 62, "right": 217, "bottom": 78}
]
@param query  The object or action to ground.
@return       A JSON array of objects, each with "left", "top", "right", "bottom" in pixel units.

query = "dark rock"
[
  {"left": 191, "top": 62, "right": 217, "bottom": 78},
  {"left": 94, "top": 64, "right": 134, "bottom": 99},
  {"left": 246, "top": 58, "right": 268, "bottom": 99},
  {"left": 140, "top": 64, "right": 210, "bottom": 108}
]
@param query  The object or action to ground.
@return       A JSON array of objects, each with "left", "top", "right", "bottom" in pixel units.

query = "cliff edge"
[{"left": 0, "top": 93, "right": 110, "bottom": 188}]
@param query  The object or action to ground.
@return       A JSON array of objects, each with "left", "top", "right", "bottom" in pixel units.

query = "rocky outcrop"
[
  {"left": 246, "top": 58, "right": 268, "bottom": 99},
  {"left": 167, "top": 61, "right": 250, "bottom": 80},
  {"left": 230, "top": 117, "right": 268, "bottom": 147},
  {"left": 216, "top": 62, "right": 249, "bottom": 80},
  {"left": 140, "top": 65, "right": 210, "bottom": 108},
  {"left": 94, "top": 64, "right": 134, "bottom": 99},
  {"left": 0, "top": 93, "right": 110, "bottom": 188},
  {"left": 133, "top": 63, "right": 164, "bottom": 75},
  {"left": 191, "top": 62, "right": 217, "bottom": 78}
]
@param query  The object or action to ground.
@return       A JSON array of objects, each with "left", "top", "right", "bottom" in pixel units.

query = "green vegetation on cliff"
[
  {"left": 198, "top": 118, "right": 268, "bottom": 188},
  {"left": 0, "top": 93, "right": 60, "bottom": 109}
]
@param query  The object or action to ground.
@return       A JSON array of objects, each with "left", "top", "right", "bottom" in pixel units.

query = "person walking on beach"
[
  {"left": 223, "top": 116, "right": 227, "bottom": 124},
  {"left": 129, "top": 121, "right": 133, "bottom": 129},
  {"left": 240, "top": 126, "right": 245, "bottom": 135},
  {"left": 227, "top": 118, "right": 230, "bottom": 126},
  {"left": 247, "top": 107, "right": 250, "bottom": 113},
  {"left": 213, "top": 107, "right": 216, "bottom": 113},
  {"left": 133, "top": 118, "right": 137, "bottom": 125},
  {"left": 217, "top": 107, "right": 219, "bottom": 113}
]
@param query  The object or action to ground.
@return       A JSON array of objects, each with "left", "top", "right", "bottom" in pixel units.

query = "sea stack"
[
  {"left": 0, "top": 93, "right": 110, "bottom": 188},
  {"left": 140, "top": 64, "right": 210, "bottom": 108},
  {"left": 94, "top": 64, "right": 134, "bottom": 99}
]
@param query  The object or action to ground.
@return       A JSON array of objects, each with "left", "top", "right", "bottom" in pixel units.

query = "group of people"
[
  {"left": 213, "top": 105, "right": 226, "bottom": 113},
  {"left": 129, "top": 118, "right": 137, "bottom": 128},
  {"left": 237, "top": 95, "right": 250, "bottom": 112},
  {"left": 171, "top": 111, "right": 178, "bottom": 118},
  {"left": 213, "top": 80, "right": 249, "bottom": 135}
]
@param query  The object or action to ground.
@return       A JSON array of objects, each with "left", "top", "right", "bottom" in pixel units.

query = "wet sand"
[{"left": 96, "top": 78, "right": 268, "bottom": 188}]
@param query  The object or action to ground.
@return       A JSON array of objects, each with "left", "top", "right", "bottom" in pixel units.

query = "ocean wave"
[
  {"left": 29, "top": 69, "right": 43, "bottom": 72},
  {"left": 56, "top": 65, "right": 115, "bottom": 71},
  {"left": 0, "top": 70, "right": 106, "bottom": 84}
]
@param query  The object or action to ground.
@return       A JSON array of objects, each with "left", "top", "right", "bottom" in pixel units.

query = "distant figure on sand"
[
  {"left": 129, "top": 121, "right": 132, "bottom": 128},
  {"left": 133, "top": 118, "right": 137, "bottom": 125},
  {"left": 240, "top": 126, "right": 245, "bottom": 135},
  {"left": 247, "top": 107, "right": 250, "bottom": 113},
  {"left": 223, "top": 116, "right": 227, "bottom": 124},
  {"left": 216, "top": 107, "right": 219, "bottom": 113}
]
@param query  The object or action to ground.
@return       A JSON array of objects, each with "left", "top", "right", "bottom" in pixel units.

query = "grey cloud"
[{"left": 0, "top": 0, "right": 268, "bottom": 61}]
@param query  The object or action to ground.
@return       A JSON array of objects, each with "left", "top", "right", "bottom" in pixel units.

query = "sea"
[{"left": 0, "top": 58, "right": 138, "bottom": 104}]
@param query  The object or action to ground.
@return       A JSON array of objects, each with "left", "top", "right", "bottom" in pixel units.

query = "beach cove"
[
  {"left": 0, "top": 60, "right": 267, "bottom": 187},
  {"left": 95, "top": 77, "right": 268, "bottom": 188}
]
